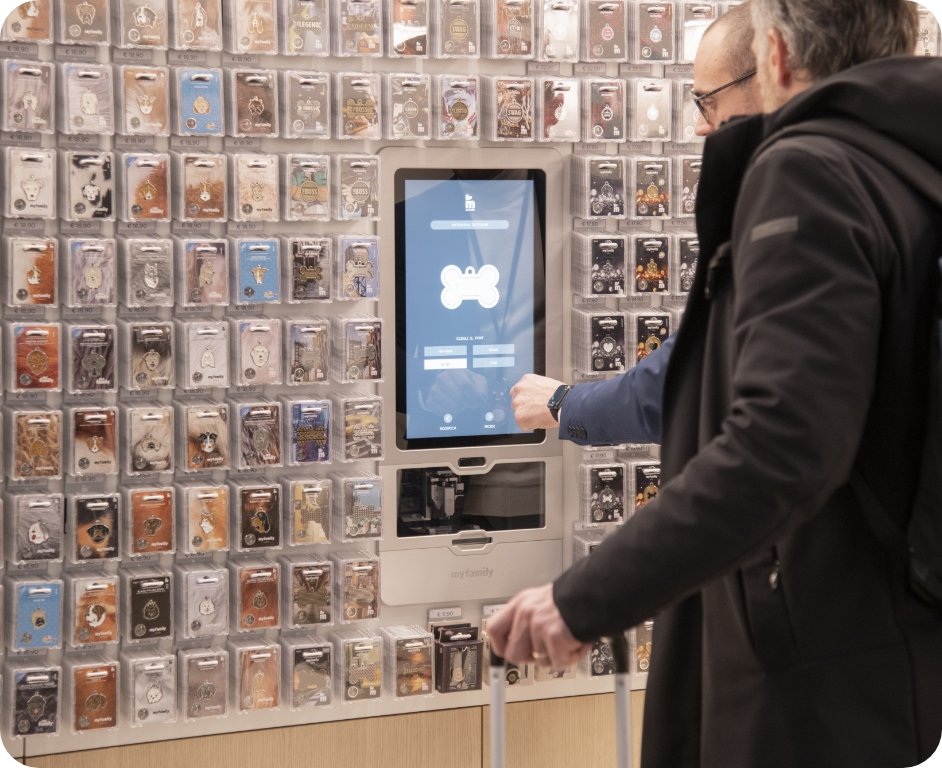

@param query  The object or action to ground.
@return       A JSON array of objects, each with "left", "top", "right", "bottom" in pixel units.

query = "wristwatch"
[{"left": 547, "top": 384, "right": 572, "bottom": 422}]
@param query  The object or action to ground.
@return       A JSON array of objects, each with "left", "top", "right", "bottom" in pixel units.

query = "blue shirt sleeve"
[{"left": 558, "top": 333, "right": 674, "bottom": 446}]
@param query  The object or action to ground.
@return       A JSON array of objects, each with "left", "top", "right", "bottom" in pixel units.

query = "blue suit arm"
[{"left": 558, "top": 333, "right": 674, "bottom": 445}]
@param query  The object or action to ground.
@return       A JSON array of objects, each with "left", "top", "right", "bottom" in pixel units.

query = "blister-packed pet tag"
[{"left": 3, "top": 61, "right": 54, "bottom": 133}]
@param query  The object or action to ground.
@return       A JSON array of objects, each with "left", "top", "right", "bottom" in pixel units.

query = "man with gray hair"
[
  {"left": 489, "top": 2, "right": 942, "bottom": 766},
  {"left": 510, "top": 1, "right": 759, "bottom": 442}
]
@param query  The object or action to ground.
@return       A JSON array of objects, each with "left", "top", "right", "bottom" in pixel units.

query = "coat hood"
[{"left": 763, "top": 55, "right": 942, "bottom": 175}]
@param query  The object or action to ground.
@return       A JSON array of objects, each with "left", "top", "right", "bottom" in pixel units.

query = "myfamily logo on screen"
[{"left": 440, "top": 265, "right": 500, "bottom": 309}]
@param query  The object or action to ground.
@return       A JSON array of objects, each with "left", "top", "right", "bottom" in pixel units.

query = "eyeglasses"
[{"left": 691, "top": 69, "right": 757, "bottom": 125}]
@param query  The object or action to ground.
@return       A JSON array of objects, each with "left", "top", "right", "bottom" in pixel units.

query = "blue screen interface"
[{"left": 400, "top": 175, "right": 542, "bottom": 443}]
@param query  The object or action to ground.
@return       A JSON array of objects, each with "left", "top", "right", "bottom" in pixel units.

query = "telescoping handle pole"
[
  {"left": 489, "top": 649, "right": 507, "bottom": 768},
  {"left": 610, "top": 632, "right": 633, "bottom": 768}
]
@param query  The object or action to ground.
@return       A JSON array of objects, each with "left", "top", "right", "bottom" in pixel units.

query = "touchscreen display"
[{"left": 395, "top": 168, "right": 546, "bottom": 449}]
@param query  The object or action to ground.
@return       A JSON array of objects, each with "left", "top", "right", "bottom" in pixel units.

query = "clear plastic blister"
[
  {"left": 5, "top": 147, "right": 56, "bottom": 220},
  {"left": 386, "top": 73, "right": 431, "bottom": 140},
  {"left": 121, "top": 568, "right": 173, "bottom": 644},
  {"left": 174, "top": 68, "right": 225, "bottom": 137},
  {"left": 174, "top": 562, "right": 229, "bottom": 640},
  {"left": 331, "top": 550, "right": 380, "bottom": 623},
  {"left": 178, "top": 647, "right": 228, "bottom": 721},
  {"left": 6, "top": 408, "right": 63, "bottom": 482},
  {"left": 484, "top": 76, "right": 535, "bottom": 141},
  {"left": 630, "top": 78, "right": 673, "bottom": 142},
  {"left": 176, "top": 482, "right": 231, "bottom": 555},
  {"left": 225, "top": 0, "right": 278, "bottom": 54},
  {"left": 124, "top": 486, "right": 175, "bottom": 558},
  {"left": 120, "top": 152, "right": 171, "bottom": 222},
  {"left": 66, "top": 323, "right": 117, "bottom": 394},
  {"left": 579, "top": 462, "right": 628, "bottom": 525},
  {"left": 629, "top": 233, "right": 671, "bottom": 295},
  {"left": 282, "top": 71, "right": 331, "bottom": 139},
  {"left": 120, "top": 321, "right": 175, "bottom": 390},
  {"left": 629, "top": 311, "right": 671, "bottom": 367},
  {"left": 583, "top": 0, "right": 628, "bottom": 62},
  {"left": 436, "top": 75, "right": 479, "bottom": 140},
  {"left": 232, "top": 401, "right": 283, "bottom": 471},
  {"left": 176, "top": 153, "right": 228, "bottom": 222},
  {"left": 485, "top": 0, "right": 534, "bottom": 58},
  {"left": 231, "top": 237, "right": 281, "bottom": 305},
  {"left": 433, "top": 0, "right": 480, "bottom": 57},
  {"left": 5, "top": 491, "right": 64, "bottom": 567},
  {"left": 57, "top": 0, "right": 110, "bottom": 45},
  {"left": 114, "top": 0, "right": 169, "bottom": 49},
  {"left": 388, "top": 0, "right": 429, "bottom": 56},
  {"left": 5, "top": 662, "right": 61, "bottom": 738},
  {"left": 583, "top": 78, "right": 626, "bottom": 143},
  {"left": 571, "top": 307, "right": 628, "bottom": 374},
  {"left": 231, "top": 155, "right": 280, "bottom": 223},
  {"left": 335, "top": 72, "right": 383, "bottom": 141},
  {"left": 68, "top": 405, "right": 119, "bottom": 477},
  {"left": 286, "top": 317, "right": 331, "bottom": 384},
  {"left": 177, "top": 238, "right": 229, "bottom": 308},
  {"left": 676, "top": 155, "right": 701, "bottom": 217},
  {"left": 571, "top": 233, "right": 628, "bottom": 299},
  {"left": 283, "top": 476, "right": 331, "bottom": 544},
  {"left": 5, "top": 236, "right": 57, "bottom": 309},
  {"left": 280, "top": 633, "right": 332, "bottom": 709},
  {"left": 120, "top": 650, "right": 176, "bottom": 727},
  {"left": 284, "top": 155, "right": 330, "bottom": 221},
  {"left": 171, "top": 0, "right": 223, "bottom": 50},
  {"left": 3, "top": 60, "right": 55, "bottom": 134},
  {"left": 333, "top": 472, "right": 383, "bottom": 542},
  {"left": 67, "top": 571, "right": 119, "bottom": 648},
  {"left": 634, "top": 1, "right": 676, "bottom": 63},
  {"left": 538, "top": 77, "right": 580, "bottom": 142},
  {"left": 121, "top": 238, "right": 174, "bottom": 308},
  {"left": 280, "top": 554, "right": 332, "bottom": 629},
  {"left": 228, "top": 638, "right": 280, "bottom": 713},
  {"left": 334, "top": 0, "right": 383, "bottom": 56},
  {"left": 62, "top": 237, "right": 117, "bottom": 309},
  {"left": 333, "top": 317, "right": 383, "bottom": 383},
  {"left": 281, "top": 0, "right": 330, "bottom": 55},
  {"left": 680, "top": 1, "right": 716, "bottom": 63},
  {"left": 2, "top": 1, "right": 53, "bottom": 44},
  {"left": 68, "top": 493, "right": 121, "bottom": 565},
  {"left": 59, "top": 63, "right": 114, "bottom": 135},
  {"left": 178, "top": 319, "right": 229, "bottom": 391},
  {"left": 233, "top": 318, "right": 283, "bottom": 386},
  {"left": 336, "top": 154, "right": 380, "bottom": 221},
  {"left": 228, "top": 69, "right": 279, "bottom": 138},
  {"left": 230, "top": 482, "right": 282, "bottom": 554},
  {"left": 177, "top": 401, "right": 229, "bottom": 473},
  {"left": 381, "top": 626, "right": 434, "bottom": 698},
  {"left": 228, "top": 557, "right": 280, "bottom": 632},
  {"left": 7, "top": 321, "right": 61, "bottom": 394},
  {"left": 624, "top": 457, "right": 662, "bottom": 516},
  {"left": 284, "top": 398, "right": 331, "bottom": 467},
  {"left": 7, "top": 576, "right": 63, "bottom": 653},
  {"left": 571, "top": 155, "right": 627, "bottom": 220},
  {"left": 331, "top": 626, "right": 382, "bottom": 701},
  {"left": 121, "top": 402, "right": 174, "bottom": 475},
  {"left": 631, "top": 156, "right": 672, "bottom": 219},
  {"left": 537, "top": 0, "right": 579, "bottom": 62},
  {"left": 66, "top": 657, "right": 118, "bottom": 733}
]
